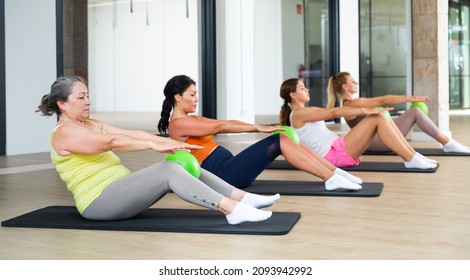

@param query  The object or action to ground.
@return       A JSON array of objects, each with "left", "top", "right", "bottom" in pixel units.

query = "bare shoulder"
[{"left": 171, "top": 115, "right": 201, "bottom": 126}]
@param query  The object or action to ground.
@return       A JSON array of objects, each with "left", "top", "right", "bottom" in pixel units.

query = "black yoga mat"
[
  {"left": 363, "top": 148, "right": 470, "bottom": 156},
  {"left": 245, "top": 180, "right": 383, "bottom": 197},
  {"left": 1, "top": 206, "right": 300, "bottom": 236},
  {"left": 267, "top": 160, "right": 438, "bottom": 173}
]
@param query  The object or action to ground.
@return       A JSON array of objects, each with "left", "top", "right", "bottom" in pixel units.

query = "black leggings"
[{"left": 201, "top": 134, "right": 281, "bottom": 188}]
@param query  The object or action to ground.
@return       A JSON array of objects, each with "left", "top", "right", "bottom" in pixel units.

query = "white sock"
[
  {"left": 225, "top": 202, "right": 272, "bottom": 225},
  {"left": 416, "top": 152, "right": 438, "bottom": 164},
  {"left": 240, "top": 193, "right": 280, "bottom": 209},
  {"left": 334, "top": 168, "right": 363, "bottom": 184},
  {"left": 404, "top": 153, "right": 437, "bottom": 169},
  {"left": 325, "top": 174, "right": 362, "bottom": 191},
  {"left": 443, "top": 139, "right": 470, "bottom": 153}
]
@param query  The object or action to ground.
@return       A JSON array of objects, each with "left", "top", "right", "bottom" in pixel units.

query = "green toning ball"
[
  {"left": 164, "top": 150, "right": 201, "bottom": 179},
  {"left": 410, "top": 101, "right": 428, "bottom": 115},
  {"left": 272, "top": 125, "right": 300, "bottom": 145},
  {"left": 376, "top": 107, "right": 392, "bottom": 121}
]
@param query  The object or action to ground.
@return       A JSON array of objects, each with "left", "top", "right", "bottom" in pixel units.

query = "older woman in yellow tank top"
[{"left": 36, "top": 75, "right": 279, "bottom": 225}]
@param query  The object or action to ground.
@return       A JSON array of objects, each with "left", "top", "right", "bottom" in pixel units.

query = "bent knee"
[
  {"left": 407, "top": 107, "right": 426, "bottom": 118},
  {"left": 159, "top": 161, "right": 187, "bottom": 174},
  {"left": 366, "top": 113, "right": 388, "bottom": 122}
]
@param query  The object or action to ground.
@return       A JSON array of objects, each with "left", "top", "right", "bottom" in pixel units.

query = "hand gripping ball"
[
  {"left": 164, "top": 150, "right": 201, "bottom": 179},
  {"left": 272, "top": 125, "right": 300, "bottom": 145},
  {"left": 410, "top": 101, "right": 428, "bottom": 115}
]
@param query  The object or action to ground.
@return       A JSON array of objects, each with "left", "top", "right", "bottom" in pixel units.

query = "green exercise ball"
[
  {"left": 410, "top": 101, "right": 428, "bottom": 115},
  {"left": 377, "top": 107, "right": 392, "bottom": 121},
  {"left": 164, "top": 150, "right": 201, "bottom": 179},
  {"left": 272, "top": 125, "right": 300, "bottom": 145}
]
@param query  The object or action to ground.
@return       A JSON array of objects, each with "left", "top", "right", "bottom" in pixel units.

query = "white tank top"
[{"left": 290, "top": 111, "right": 338, "bottom": 156}]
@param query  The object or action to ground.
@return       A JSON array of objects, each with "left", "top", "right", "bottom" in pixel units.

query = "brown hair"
[
  {"left": 279, "top": 78, "right": 300, "bottom": 126},
  {"left": 326, "top": 71, "right": 350, "bottom": 108}
]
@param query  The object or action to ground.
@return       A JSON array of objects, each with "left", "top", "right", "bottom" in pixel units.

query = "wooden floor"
[{"left": 1, "top": 115, "right": 470, "bottom": 260}]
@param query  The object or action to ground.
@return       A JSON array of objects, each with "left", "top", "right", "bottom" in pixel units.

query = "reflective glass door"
[
  {"left": 359, "top": 0, "right": 410, "bottom": 113},
  {"left": 304, "top": 0, "right": 331, "bottom": 107},
  {"left": 449, "top": 0, "right": 470, "bottom": 109}
]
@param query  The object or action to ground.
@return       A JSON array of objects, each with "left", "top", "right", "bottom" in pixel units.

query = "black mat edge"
[
  {"left": 1, "top": 206, "right": 301, "bottom": 236},
  {"left": 246, "top": 181, "right": 383, "bottom": 197},
  {"left": 268, "top": 160, "right": 437, "bottom": 173}
]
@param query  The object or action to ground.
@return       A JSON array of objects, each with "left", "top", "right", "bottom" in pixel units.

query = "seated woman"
[
  {"left": 158, "top": 75, "right": 363, "bottom": 192},
  {"left": 327, "top": 71, "right": 470, "bottom": 154},
  {"left": 279, "top": 78, "right": 437, "bottom": 169},
  {"left": 36, "top": 75, "right": 279, "bottom": 225}
]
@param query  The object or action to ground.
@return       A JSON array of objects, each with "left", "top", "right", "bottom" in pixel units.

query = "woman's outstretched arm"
[
  {"left": 169, "top": 115, "right": 280, "bottom": 139},
  {"left": 344, "top": 95, "right": 429, "bottom": 108}
]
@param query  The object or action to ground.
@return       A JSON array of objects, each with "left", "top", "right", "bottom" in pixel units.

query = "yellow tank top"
[{"left": 50, "top": 119, "right": 131, "bottom": 214}]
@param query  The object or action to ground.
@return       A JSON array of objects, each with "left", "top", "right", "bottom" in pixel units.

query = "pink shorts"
[{"left": 324, "top": 137, "right": 361, "bottom": 167}]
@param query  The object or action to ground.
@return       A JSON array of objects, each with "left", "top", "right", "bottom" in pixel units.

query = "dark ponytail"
[
  {"left": 158, "top": 98, "right": 173, "bottom": 134},
  {"left": 280, "top": 102, "right": 292, "bottom": 126},
  {"left": 157, "top": 75, "right": 196, "bottom": 134}
]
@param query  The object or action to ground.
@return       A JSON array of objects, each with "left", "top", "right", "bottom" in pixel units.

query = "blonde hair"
[{"left": 327, "top": 71, "right": 350, "bottom": 108}]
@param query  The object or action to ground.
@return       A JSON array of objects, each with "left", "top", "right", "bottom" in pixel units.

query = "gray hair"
[{"left": 36, "top": 75, "right": 87, "bottom": 117}]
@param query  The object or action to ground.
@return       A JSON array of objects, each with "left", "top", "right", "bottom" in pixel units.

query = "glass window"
[
  {"left": 89, "top": 0, "right": 199, "bottom": 130},
  {"left": 252, "top": 0, "right": 333, "bottom": 125},
  {"left": 359, "top": 0, "right": 410, "bottom": 113},
  {"left": 449, "top": 1, "right": 470, "bottom": 109},
  {"left": 62, "top": 0, "right": 199, "bottom": 131},
  {"left": 304, "top": 0, "right": 330, "bottom": 108}
]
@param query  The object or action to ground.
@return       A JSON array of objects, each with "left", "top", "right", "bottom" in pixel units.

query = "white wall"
[
  {"left": 88, "top": 0, "right": 199, "bottom": 113},
  {"left": 254, "top": 0, "right": 283, "bottom": 118},
  {"left": 216, "top": 0, "right": 256, "bottom": 123},
  {"left": 339, "top": 0, "right": 359, "bottom": 95},
  {"left": 218, "top": 0, "right": 294, "bottom": 123},
  {"left": 5, "top": 0, "right": 57, "bottom": 155}
]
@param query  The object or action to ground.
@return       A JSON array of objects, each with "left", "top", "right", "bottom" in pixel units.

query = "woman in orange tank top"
[{"left": 158, "top": 75, "right": 364, "bottom": 191}]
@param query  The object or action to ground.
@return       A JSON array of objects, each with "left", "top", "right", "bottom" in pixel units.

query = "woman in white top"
[{"left": 279, "top": 78, "right": 437, "bottom": 169}]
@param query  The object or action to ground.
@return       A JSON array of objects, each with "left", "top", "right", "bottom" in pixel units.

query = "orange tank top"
[{"left": 186, "top": 135, "right": 219, "bottom": 164}]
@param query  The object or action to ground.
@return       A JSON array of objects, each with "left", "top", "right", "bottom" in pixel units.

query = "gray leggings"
[
  {"left": 368, "top": 108, "right": 441, "bottom": 151},
  {"left": 82, "top": 161, "right": 235, "bottom": 220}
]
